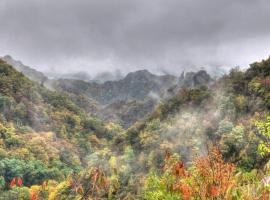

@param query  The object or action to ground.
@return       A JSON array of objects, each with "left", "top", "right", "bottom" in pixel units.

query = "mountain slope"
[
  {"left": 0, "top": 56, "right": 212, "bottom": 128},
  {"left": 1, "top": 55, "right": 48, "bottom": 85},
  {"left": 0, "top": 59, "right": 120, "bottom": 191},
  {"left": 54, "top": 70, "right": 178, "bottom": 104},
  {"left": 1, "top": 57, "right": 270, "bottom": 199},
  {"left": 54, "top": 69, "right": 212, "bottom": 127},
  {"left": 122, "top": 57, "right": 270, "bottom": 169}
]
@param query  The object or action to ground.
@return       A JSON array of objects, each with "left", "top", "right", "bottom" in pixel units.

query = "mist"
[{"left": 0, "top": 0, "right": 270, "bottom": 76}]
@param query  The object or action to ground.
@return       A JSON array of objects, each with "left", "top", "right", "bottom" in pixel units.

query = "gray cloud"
[{"left": 0, "top": 0, "right": 270, "bottom": 76}]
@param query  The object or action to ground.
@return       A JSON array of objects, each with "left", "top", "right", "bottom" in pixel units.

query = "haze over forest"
[{"left": 1, "top": 1, "right": 270, "bottom": 199}]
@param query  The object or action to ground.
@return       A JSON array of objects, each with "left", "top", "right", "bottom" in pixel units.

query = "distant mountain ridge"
[
  {"left": 54, "top": 69, "right": 212, "bottom": 127},
  {"left": 53, "top": 69, "right": 178, "bottom": 104},
  {"left": 54, "top": 69, "right": 212, "bottom": 105},
  {"left": 52, "top": 70, "right": 179, "bottom": 127},
  {"left": 1, "top": 55, "right": 212, "bottom": 127},
  {"left": 1, "top": 55, "right": 48, "bottom": 84}
]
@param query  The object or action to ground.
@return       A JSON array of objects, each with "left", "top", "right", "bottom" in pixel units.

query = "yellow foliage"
[
  {"left": 109, "top": 156, "right": 117, "bottom": 169},
  {"left": 30, "top": 185, "right": 41, "bottom": 193},
  {"left": 11, "top": 147, "right": 32, "bottom": 160},
  {"left": 235, "top": 95, "right": 248, "bottom": 111},
  {"left": 48, "top": 181, "right": 69, "bottom": 200},
  {"left": 0, "top": 147, "right": 7, "bottom": 157},
  {"left": 105, "top": 122, "right": 123, "bottom": 133},
  {"left": 89, "top": 134, "right": 101, "bottom": 145}
]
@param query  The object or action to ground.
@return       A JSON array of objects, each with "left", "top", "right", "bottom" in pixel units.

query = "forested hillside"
[
  {"left": 1, "top": 55, "right": 48, "bottom": 85},
  {"left": 0, "top": 57, "right": 270, "bottom": 199},
  {"left": 52, "top": 69, "right": 211, "bottom": 128},
  {"left": 0, "top": 59, "right": 123, "bottom": 199}
]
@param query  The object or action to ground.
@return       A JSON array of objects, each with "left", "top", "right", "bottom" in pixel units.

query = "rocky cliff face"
[
  {"left": 179, "top": 70, "right": 212, "bottom": 87},
  {"left": 54, "top": 70, "right": 177, "bottom": 104},
  {"left": 167, "top": 70, "right": 212, "bottom": 96}
]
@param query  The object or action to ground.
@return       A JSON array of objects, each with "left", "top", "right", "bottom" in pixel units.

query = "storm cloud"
[{"left": 0, "top": 0, "right": 270, "bottom": 75}]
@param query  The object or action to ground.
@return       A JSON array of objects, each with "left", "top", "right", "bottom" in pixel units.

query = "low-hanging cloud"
[{"left": 0, "top": 0, "right": 270, "bottom": 75}]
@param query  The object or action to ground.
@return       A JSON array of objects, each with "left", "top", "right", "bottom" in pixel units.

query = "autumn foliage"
[
  {"left": 1, "top": 56, "right": 270, "bottom": 199},
  {"left": 159, "top": 148, "right": 236, "bottom": 199},
  {"left": 193, "top": 148, "right": 236, "bottom": 199},
  {"left": 10, "top": 177, "right": 23, "bottom": 188},
  {"left": 68, "top": 167, "right": 110, "bottom": 199}
]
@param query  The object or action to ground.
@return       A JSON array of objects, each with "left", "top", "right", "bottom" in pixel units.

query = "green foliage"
[
  {"left": 234, "top": 95, "right": 248, "bottom": 112},
  {"left": 144, "top": 172, "right": 181, "bottom": 200},
  {"left": 0, "top": 186, "right": 30, "bottom": 200},
  {"left": 216, "top": 120, "right": 234, "bottom": 136},
  {"left": 0, "top": 176, "right": 5, "bottom": 191},
  {"left": 0, "top": 158, "right": 62, "bottom": 188},
  {"left": 220, "top": 125, "right": 245, "bottom": 160},
  {"left": 256, "top": 116, "right": 270, "bottom": 156},
  {"left": 248, "top": 57, "right": 270, "bottom": 78}
]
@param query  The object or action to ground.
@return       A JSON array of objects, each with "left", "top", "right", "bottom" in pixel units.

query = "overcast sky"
[{"left": 0, "top": 0, "right": 270, "bottom": 76}]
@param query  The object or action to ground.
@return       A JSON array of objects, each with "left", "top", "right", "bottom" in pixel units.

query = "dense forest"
[{"left": 0, "top": 57, "right": 270, "bottom": 199}]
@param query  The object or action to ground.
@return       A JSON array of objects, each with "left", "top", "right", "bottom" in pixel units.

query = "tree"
[
  {"left": 256, "top": 116, "right": 270, "bottom": 156},
  {"left": 220, "top": 124, "right": 245, "bottom": 161}
]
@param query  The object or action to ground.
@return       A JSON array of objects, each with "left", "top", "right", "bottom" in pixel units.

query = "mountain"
[
  {"left": 92, "top": 70, "right": 124, "bottom": 83},
  {"left": 167, "top": 70, "right": 212, "bottom": 96},
  {"left": 54, "top": 70, "right": 177, "bottom": 127},
  {"left": 0, "top": 58, "right": 114, "bottom": 138},
  {"left": 0, "top": 56, "right": 212, "bottom": 127},
  {"left": 0, "top": 59, "right": 119, "bottom": 192},
  {"left": 53, "top": 69, "right": 212, "bottom": 127},
  {"left": 178, "top": 70, "right": 212, "bottom": 87},
  {"left": 1, "top": 55, "right": 48, "bottom": 84},
  {"left": 51, "top": 70, "right": 178, "bottom": 127},
  {"left": 54, "top": 70, "right": 177, "bottom": 104},
  {"left": 124, "top": 57, "right": 270, "bottom": 167},
  {"left": 100, "top": 99, "right": 157, "bottom": 127},
  {"left": 1, "top": 56, "right": 270, "bottom": 199}
]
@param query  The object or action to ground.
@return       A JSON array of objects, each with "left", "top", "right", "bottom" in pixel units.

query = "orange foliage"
[
  {"left": 179, "top": 184, "right": 191, "bottom": 200},
  {"left": 162, "top": 147, "right": 236, "bottom": 199},
  {"left": 194, "top": 147, "right": 236, "bottom": 198},
  {"left": 262, "top": 191, "right": 270, "bottom": 200}
]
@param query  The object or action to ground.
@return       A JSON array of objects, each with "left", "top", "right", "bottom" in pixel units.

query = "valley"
[{"left": 0, "top": 56, "right": 269, "bottom": 199}]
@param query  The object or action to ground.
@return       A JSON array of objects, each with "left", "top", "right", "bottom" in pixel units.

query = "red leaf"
[
  {"left": 17, "top": 177, "right": 23, "bottom": 186},
  {"left": 10, "top": 178, "right": 16, "bottom": 188}
]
